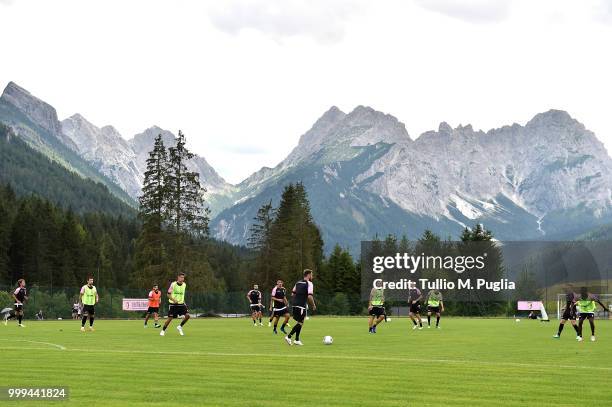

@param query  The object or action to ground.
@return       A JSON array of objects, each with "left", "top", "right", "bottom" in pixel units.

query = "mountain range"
[{"left": 1, "top": 81, "right": 611, "bottom": 253}]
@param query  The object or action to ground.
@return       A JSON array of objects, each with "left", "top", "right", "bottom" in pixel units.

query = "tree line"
[{"left": 0, "top": 122, "right": 136, "bottom": 218}]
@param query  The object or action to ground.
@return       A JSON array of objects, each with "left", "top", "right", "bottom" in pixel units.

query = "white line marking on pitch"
[
  {"left": 0, "top": 338, "right": 66, "bottom": 350},
  {"left": 59, "top": 347, "right": 612, "bottom": 372}
]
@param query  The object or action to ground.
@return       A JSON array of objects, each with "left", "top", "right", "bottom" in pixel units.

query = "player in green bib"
[
  {"left": 426, "top": 289, "right": 444, "bottom": 329},
  {"left": 79, "top": 277, "right": 99, "bottom": 332},
  {"left": 368, "top": 287, "right": 385, "bottom": 333},
  {"left": 160, "top": 272, "right": 190, "bottom": 336},
  {"left": 575, "top": 287, "right": 609, "bottom": 342}
]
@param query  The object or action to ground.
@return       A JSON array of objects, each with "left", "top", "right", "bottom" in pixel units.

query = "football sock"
[{"left": 295, "top": 324, "right": 302, "bottom": 341}]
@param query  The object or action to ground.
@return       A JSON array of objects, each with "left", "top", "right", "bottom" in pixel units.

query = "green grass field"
[{"left": 1, "top": 317, "right": 610, "bottom": 406}]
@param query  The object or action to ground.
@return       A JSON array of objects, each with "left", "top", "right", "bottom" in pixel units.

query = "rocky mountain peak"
[
  {"left": 526, "top": 109, "right": 577, "bottom": 129},
  {"left": 1, "top": 81, "right": 76, "bottom": 149}
]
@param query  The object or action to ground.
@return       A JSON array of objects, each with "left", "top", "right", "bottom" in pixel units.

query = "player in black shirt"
[
  {"left": 284, "top": 269, "right": 316, "bottom": 346},
  {"left": 553, "top": 290, "right": 580, "bottom": 339},
  {"left": 408, "top": 286, "right": 423, "bottom": 330},
  {"left": 247, "top": 285, "right": 263, "bottom": 326},
  {"left": 6, "top": 279, "right": 28, "bottom": 327},
  {"left": 270, "top": 280, "right": 290, "bottom": 334}
]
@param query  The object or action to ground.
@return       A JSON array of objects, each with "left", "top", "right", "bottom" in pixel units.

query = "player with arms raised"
[
  {"left": 285, "top": 269, "right": 316, "bottom": 346},
  {"left": 575, "top": 287, "right": 610, "bottom": 342},
  {"left": 160, "top": 273, "right": 190, "bottom": 336}
]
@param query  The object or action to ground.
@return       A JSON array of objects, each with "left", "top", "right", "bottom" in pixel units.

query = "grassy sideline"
[{"left": 0, "top": 317, "right": 610, "bottom": 406}]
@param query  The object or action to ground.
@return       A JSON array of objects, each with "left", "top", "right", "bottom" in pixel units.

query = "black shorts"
[
  {"left": 409, "top": 302, "right": 421, "bottom": 314},
  {"left": 83, "top": 304, "right": 95, "bottom": 316},
  {"left": 579, "top": 312, "right": 595, "bottom": 320},
  {"left": 250, "top": 305, "right": 262, "bottom": 313},
  {"left": 147, "top": 306, "right": 159, "bottom": 314},
  {"left": 562, "top": 308, "right": 576, "bottom": 320},
  {"left": 168, "top": 304, "right": 188, "bottom": 318},
  {"left": 369, "top": 306, "right": 385, "bottom": 317},
  {"left": 14, "top": 304, "right": 23, "bottom": 312},
  {"left": 428, "top": 306, "right": 441, "bottom": 313},
  {"left": 292, "top": 306, "right": 306, "bottom": 323},
  {"left": 273, "top": 307, "right": 289, "bottom": 317}
]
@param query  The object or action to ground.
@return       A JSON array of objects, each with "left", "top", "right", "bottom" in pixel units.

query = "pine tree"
[
  {"left": 268, "top": 183, "right": 323, "bottom": 285},
  {"left": 248, "top": 200, "right": 276, "bottom": 289},
  {"left": 134, "top": 135, "right": 170, "bottom": 286},
  {"left": 166, "top": 131, "right": 210, "bottom": 237},
  {"left": 248, "top": 200, "right": 275, "bottom": 251},
  {"left": 165, "top": 131, "right": 210, "bottom": 278},
  {"left": 138, "top": 134, "right": 169, "bottom": 239},
  {"left": 398, "top": 234, "right": 410, "bottom": 253},
  {"left": 457, "top": 223, "right": 503, "bottom": 315}
]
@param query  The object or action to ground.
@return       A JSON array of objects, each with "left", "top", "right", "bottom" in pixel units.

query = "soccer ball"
[
  {"left": 323, "top": 335, "right": 333, "bottom": 345},
  {"left": 387, "top": 318, "right": 392, "bottom": 322},
  {"left": 515, "top": 318, "right": 520, "bottom": 322}
]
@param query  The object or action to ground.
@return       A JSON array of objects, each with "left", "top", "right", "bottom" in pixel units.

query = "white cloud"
[
  {"left": 207, "top": 0, "right": 364, "bottom": 44},
  {"left": 414, "top": 0, "right": 511, "bottom": 23},
  {"left": 0, "top": 0, "right": 14, "bottom": 5},
  {"left": 593, "top": 0, "right": 612, "bottom": 24}
]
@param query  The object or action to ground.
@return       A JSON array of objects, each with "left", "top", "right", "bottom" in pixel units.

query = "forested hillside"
[{"left": 0, "top": 123, "right": 136, "bottom": 217}]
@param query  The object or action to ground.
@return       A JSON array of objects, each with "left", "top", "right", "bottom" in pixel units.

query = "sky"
[{"left": 1, "top": 0, "right": 612, "bottom": 184}]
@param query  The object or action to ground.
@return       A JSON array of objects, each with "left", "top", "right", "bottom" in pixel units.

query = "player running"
[
  {"left": 5, "top": 279, "right": 28, "bottom": 327},
  {"left": 285, "top": 269, "right": 316, "bottom": 346},
  {"left": 368, "top": 286, "right": 385, "bottom": 334},
  {"left": 144, "top": 284, "right": 162, "bottom": 328},
  {"left": 553, "top": 289, "right": 580, "bottom": 339},
  {"left": 575, "top": 287, "right": 610, "bottom": 342},
  {"left": 247, "top": 284, "right": 263, "bottom": 326},
  {"left": 270, "top": 280, "right": 290, "bottom": 334},
  {"left": 79, "top": 277, "right": 98, "bottom": 332},
  {"left": 408, "top": 284, "right": 423, "bottom": 330},
  {"left": 160, "top": 273, "right": 190, "bottom": 336},
  {"left": 426, "top": 289, "right": 444, "bottom": 329}
]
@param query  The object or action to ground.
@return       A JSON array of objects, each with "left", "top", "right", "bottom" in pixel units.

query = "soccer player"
[
  {"left": 426, "top": 289, "right": 444, "bottom": 329},
  {"left": 144, "top": 284, "right": 162, "bottom": 328},
  {"left": 72, "top": 301, "right": 80, "bottom": 319},
  {"left": 160, "top": 273, "right": 189, "bottom": 336},
  {"left": 368, "top": 286, "right": 385, "bottom": 334},
  {"left": 408, "top": 284, "right": 423, "bottom": 330},
  {"left": 79, "top": 276, "right": 98, "bottom": 332},
  {"left": 575, "top": 287, "right": 610, "bottom": 342},
  {"left": 285, "top": 269, "right": 316, "bottom": 346},
  {"left": 6, "top": 279, "right": 28, "bottom": 327},
  {"left": 553, "top": 289, "right": 580, "bottom": 339},
  {"left": 247, "top": 284, "right": 263, "bottom": 326},
  {"left": 270, "top": 280, "right": 290, "bottom": 334}
]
